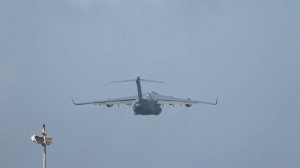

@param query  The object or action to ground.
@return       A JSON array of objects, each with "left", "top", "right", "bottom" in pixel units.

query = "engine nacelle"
[
  {"left": 106, "top": 104, "right": 113, "bottom": 107},
  {"left": 185, "top": 104, "right": 192, "bottom": 107}
]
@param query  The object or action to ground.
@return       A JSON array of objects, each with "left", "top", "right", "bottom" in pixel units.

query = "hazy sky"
[{"left": 1, "top": 0, "right": 300, "bottom": 168}]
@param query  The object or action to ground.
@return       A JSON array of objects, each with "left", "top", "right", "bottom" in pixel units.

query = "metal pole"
[
  {"left": 43, "top": 145, "right": 46, "bottom": 168},
  {"left": 32, "top": 124, "right": 52, "bottom": 168}
]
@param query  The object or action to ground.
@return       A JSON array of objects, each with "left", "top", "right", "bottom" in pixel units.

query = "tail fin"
[{"left": 109, "top": 76, "right": 164, "bottom": 102}]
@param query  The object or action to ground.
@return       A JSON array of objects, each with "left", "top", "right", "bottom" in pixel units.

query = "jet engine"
[
  {"left": 106, "top": 104, "right": 113, "bottom": 107},
  {"left": 185, "top": 104, "right": 192, "bottom": 107}
]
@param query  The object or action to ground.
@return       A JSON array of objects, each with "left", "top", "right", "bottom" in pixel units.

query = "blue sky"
[{"left": 1, "top": 0, "right": 300, "bottom": 168}]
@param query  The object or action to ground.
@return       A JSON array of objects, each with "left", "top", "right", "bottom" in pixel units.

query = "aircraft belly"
[{"left": 133, "top": 100, "right": 161, "bottom": 115}]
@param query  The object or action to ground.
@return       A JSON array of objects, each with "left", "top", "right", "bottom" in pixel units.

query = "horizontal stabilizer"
[
  {"left": 109, "top": 76, "right": 164, "bottom": 84},
  {"left": 140, "top": 79, "right": 165, "bottom": 84}
]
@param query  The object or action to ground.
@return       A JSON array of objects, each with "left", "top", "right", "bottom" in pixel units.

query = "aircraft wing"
[
  {"left": 156, "top": 95, "right": 218, "bottom": 105},
  {"left": 72, "top": 95, "right": 137, "bottom": 106}
]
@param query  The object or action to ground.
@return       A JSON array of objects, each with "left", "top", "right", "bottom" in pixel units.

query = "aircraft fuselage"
[{"left": 132, "top": 92, "right": 162, "bottom": 115}]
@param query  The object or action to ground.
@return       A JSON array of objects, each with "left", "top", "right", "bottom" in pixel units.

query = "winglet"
[
  {"left": 215, "top": 96, "right": 218, "bottom": 105},
  {"left": 71, "top": 97, "right": 77, "bottom": 105}
]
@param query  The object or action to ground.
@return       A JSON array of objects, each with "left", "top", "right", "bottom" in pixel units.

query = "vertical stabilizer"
[{"left": 136, "top": 76, "right": 143, "bottom": 102}]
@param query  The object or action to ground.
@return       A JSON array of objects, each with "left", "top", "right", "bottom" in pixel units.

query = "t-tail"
[
  {"left": 136, "top": 76, "right": 143, "bottom": 102},
  {"left": 109, "top": 76, "right": 164, "bottom": 102}
]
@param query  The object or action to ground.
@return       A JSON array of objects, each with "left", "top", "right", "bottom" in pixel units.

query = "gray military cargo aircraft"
[{"left": 72, "top": 76, "right": 217, "bottom": 115}]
